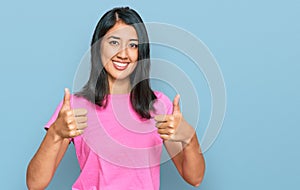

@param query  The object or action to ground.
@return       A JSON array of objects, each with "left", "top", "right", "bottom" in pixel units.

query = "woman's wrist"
[
  {"left": 48, "top": 124, "right": 64, "bottom": 143},
  {"left": 182, "top": 134, "right": 200, "bottom": 150},
  {"left": 177, "top": 119, "right": 196, "bottom": 146}
]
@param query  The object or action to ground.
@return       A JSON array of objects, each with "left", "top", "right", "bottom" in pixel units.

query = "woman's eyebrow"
[
  {"left": 107, "top": 36, "right": 138, "bottom": 41},
  {"left": 107, "top": 36, "right": 120, "bottom": 40}
]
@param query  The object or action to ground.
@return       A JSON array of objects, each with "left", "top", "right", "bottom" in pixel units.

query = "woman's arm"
[
  {"left": 155, "top": 95, "right": 205, "bottom": 186},
  {"left": 26, "top": 89, "right": 87, "bottom": 190},
  {"left": 164, "top": 126, "right": 205, "bottom": 186},
  {"left": 26, "top": 127, "right": 70, "bottom": 190}
]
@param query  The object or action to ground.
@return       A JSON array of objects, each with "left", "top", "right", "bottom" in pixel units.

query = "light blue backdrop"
[{"left": 0, "top": 0, "right": 299, "bottom": 189}]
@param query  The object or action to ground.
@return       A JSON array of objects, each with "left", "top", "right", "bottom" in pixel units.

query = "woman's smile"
[{"left": 112, "top": 61, "right": 130, "bottom": 71}]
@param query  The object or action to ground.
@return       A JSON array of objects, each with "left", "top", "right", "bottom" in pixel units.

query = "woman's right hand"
[{"left": 52, "top": 88, "right": 88, "bottom": 140}]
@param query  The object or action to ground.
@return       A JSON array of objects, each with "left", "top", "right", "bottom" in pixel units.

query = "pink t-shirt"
[{"left": 45, "top": 91, "right": 173, "bottom": 190}]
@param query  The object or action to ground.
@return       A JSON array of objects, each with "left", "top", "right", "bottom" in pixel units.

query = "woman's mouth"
[{"left": 112, "top": 61, "right": 129, "bottom": 71}]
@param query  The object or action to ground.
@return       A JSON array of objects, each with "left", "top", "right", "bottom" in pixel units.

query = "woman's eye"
[
  {"left": 129, "top": 43, "right": 138, "bottom": 48},
  {"left": 109, "top": 40, "right": 119, "bottom": 46}
]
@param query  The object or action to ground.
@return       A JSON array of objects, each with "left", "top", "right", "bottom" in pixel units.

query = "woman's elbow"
[
  {"left": 26, "top": 169, "right": 50, "bottom": 190},
  {"left": 184, "top": 167, "right": 205, "bottom": 187},
  {"left": 26, "top": 178, "right": 49, "bottom": 190},
  {"left": 186, "top": 175, "right": 204, "bottom": 187},
  {"left": 26, "top": 180, "right": 46, "bottom": 190}
]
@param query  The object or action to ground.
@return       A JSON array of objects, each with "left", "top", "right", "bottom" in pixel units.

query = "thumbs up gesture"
[
  {"left": 155, "top": 95, "right": 194, "bottom": 144},
  {"left": 52, "top": 88, "right": 88, "bottom": 139}
]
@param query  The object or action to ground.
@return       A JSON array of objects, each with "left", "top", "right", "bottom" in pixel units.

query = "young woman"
[{"left": 26, "top": 7, "right": 205, "bottom": 190}]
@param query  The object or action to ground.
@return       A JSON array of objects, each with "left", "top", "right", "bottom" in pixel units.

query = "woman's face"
[{"left": 100, "top": 21, "right": 139, "bottom": 82}]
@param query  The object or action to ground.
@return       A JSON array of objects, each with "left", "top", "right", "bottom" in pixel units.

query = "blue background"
[{"left": 0, "top": 0, "right": 299, "bottom": 189}]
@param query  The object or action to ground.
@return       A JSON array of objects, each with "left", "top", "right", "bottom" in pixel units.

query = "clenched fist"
[
  {"left": 52, "top": 88, "right": 88, "bottom": 139},
  {"left": 155, "top": 95, "right": 195, "bottom": 145}
]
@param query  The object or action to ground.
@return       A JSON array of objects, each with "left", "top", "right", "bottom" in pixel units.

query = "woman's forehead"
[{"left": 105, "top": 22, "right": 138, "bottom": 40}]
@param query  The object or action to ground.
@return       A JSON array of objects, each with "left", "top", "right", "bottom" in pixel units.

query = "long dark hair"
[{"left": 75, "top": 7, "right": 156, "bottom": 119}]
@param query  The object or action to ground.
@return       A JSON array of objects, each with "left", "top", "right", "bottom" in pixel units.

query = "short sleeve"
[
  {"left": 44, "top": 100, "right": 63, "bottom": 130},
  {"left": 153, "top": 91, "right": 173, "bottom": 115}
]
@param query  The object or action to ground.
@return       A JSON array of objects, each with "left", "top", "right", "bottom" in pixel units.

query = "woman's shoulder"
[
  {"left": 153, "top": 91, "right": 173, "bottom": 114},
  {"left": 70, "top": 94, "right": 93, "bottom": 107},
  {"left": 69, "top": 94, "right": 87, "bottom": 102},
  {"left": 153, "top": 90, "right": 166, "bottom": 98},
  {"left": 153, "top": 91, "right": 172, "bottom": 103}
]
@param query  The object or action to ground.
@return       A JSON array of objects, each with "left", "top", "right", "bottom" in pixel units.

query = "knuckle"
[
  {"left": 82, "top": 109, "right": 88, "bottom": 115},
  {"left": 69, "top": 130, "right": 76, "bottom": 137},
  {"left": 168, "top": 121, "right": 175, "bottom": 128},
  {"left": 77, "top": 123, "right": 87, "bottom": 130},
  {"left": 77, "top": 130, "right": 84, "bottom": 135},
  {"left": 65, "top": 117, "right": 73, "bottom": 125},
  {"left": 79, "top": 116, "right": 87, "bottom": 122},
  {"left": 66, "top": 110, "right": 73, "bottom": 117},
  {"left": 68, "top": 124, "right": 76, "bottom": 130},
  {"left": 169, "top": 129, "right": 175, "bottom": 135},
  {"left": 169, "top": 116, "right": 175, "bottom": 121},
  {"left": 161, "top": 135, "right": 170, "bottom": 140}
]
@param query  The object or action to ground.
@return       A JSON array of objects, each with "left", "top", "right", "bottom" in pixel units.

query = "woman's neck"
[{"left": 108, "top": 78, "right": 131, "bottom": 94}]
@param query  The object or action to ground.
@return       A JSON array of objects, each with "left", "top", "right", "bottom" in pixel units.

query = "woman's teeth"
[
  {"left": 113, "top": 61, "right": 129, "bottom": 70},
  {"left": 114, "top": 62, "right": 128, "bottom": 67}
]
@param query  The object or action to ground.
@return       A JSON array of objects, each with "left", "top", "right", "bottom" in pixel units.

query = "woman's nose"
[{"left": 116, "top": 46, "right": 128, "bottom": 59}]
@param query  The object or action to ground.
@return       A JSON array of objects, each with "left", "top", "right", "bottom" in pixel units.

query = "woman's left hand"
[{"left": 154, "top": 95, "right": 195, "bottom": 144}]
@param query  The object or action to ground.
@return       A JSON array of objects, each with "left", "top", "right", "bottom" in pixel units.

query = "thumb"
[
  {"left": 61, "top": 88, "right": 71, "bottom": 111},
  {"left": 172, "top": 94, "right": 181, "bottom": 114}
]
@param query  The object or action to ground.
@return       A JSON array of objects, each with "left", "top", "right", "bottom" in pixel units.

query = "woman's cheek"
[
  {"left": 100, "top": 44, "right": 118, "bottom": 63},
  {"left": 128, "top": 49, "right": 138, "bottom": 62}
]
